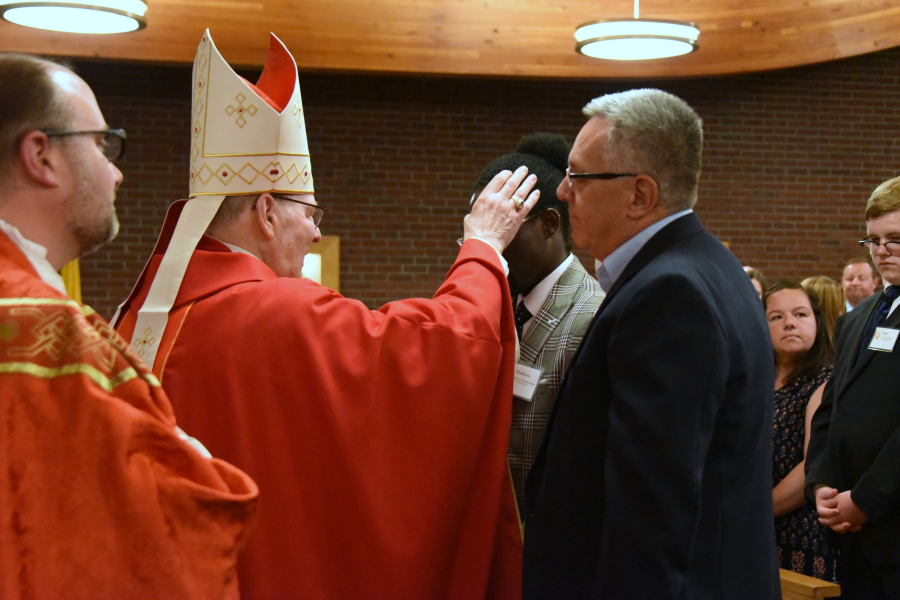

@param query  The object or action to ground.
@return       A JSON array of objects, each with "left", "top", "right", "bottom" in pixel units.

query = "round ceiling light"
[
  {"left": 0, "top": 0, "right": 147, "bottom": 34},
  {"left": 574, "top": 0, "right": 699, "bottom": 61}
]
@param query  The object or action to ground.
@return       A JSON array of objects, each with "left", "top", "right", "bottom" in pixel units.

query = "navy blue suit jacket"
[{"left": 523, "top": 213, "right": 779, "bottom": 599}]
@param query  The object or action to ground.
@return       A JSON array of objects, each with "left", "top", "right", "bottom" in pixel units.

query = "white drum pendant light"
[
  {"left": 0, "top": 0, "right": 148, "bottom": 34},
  {"left": 575, "top": 0, "right": 699, "bottom": 60}
]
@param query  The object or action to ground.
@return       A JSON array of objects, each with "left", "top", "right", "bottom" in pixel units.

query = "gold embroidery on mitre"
[
  {"left": 196, "top": 163, "right": 215, "bottom": 185},
  {"left": 238, "top": 163, "right": 261, "bottom": 185},
  {"left": 262, "top": 162, "right": 285, "bottom": 182},
  {"left": 213, "top": 163, "right": 237, "bottom": 185},
  {"left": 225, "top": 93, "right": 258, "bottom": 128}
]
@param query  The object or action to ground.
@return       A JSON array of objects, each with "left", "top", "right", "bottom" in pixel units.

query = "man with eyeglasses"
[
  {"left": 470, "top": 134, "right": 604, "bottom": 520},
  {"left": 806, "top": 176, "right": 900, "bottom": 600},
  {"left": 0, "top": 53, "right": 258, "bottom": 599},
  {"left": 115, "top": 31, "right": 535, "bottom": 600},
  {"left": 522, "top": 89, "right": 779, "bottom": 599}
]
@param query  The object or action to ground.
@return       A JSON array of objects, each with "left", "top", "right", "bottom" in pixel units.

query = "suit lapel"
[
  {"left": 570, "top": 213, "right": 704, "bottom": 367},
  {"left": 532, "top": 213, "right": 707, "bottom": 480},
  {"left": 520, "top": 260, "right": 585, "bottom": 363},
  {"left": 839, "top": 294, "right": 894, "bottom": 394}
]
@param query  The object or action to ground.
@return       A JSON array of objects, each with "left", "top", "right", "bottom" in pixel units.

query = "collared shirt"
[
  {"left": 887, "top": 284, "right": 899, "bottom": 319},
  {"left": 0, "top": 217, "right": 67, "bottom": 294},
  {"left": 846, "top": 300, "right": 854, "bottom": 312},
  {"left": 217, "top": 239, "right": 257, "bottom": 257},
  {"left": 595, "top": 209, "right": 693, "bottom": 293},
  {"left": 516, "top": 254, "right": 575, "bottom": 336}
]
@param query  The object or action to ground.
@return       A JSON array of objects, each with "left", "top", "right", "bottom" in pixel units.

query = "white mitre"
[
  {"left": 190, "top": 29, "right": 313, "bottom": 196},
  {"left": 129, "top": 29, "right": 312, "bottom": 368}
]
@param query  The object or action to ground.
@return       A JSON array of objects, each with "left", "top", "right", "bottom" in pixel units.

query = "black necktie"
[
  {"left": 514, "top": 301, "right": 533, "bottom": 340},
  {"left": 857, "top": 286, "right": 900, "bottom": 361}
]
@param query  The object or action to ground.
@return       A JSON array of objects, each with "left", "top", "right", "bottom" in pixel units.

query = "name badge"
[
  {"left": 869, "top": 327, "right": 899, "bottom": 352},
  {"left": 513, "top": 362, "right": 543, "bottom": 402}
]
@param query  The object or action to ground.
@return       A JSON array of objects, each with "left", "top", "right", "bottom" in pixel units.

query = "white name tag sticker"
[
  {"left": 513, "top": 363, "right": 543, "bottom": 401},
  {"left": 869, "top": 327, "right": 899, "bottom": 352}
]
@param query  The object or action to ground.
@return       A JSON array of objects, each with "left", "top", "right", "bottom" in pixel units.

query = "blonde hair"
[
  {"left": 865, "top": 176, "right": 900, "bottom": 221},
  {"left": 801, "top": 276, "right": 844, "bottom": 342}
]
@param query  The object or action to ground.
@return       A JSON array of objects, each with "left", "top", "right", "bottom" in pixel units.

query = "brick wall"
[{"left": 75, "top": 47, "right": 900, "bottom": 319}]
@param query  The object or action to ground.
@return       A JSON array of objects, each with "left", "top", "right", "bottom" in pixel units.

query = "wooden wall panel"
[{"left": 1, "top": 0, "right": 900, "bottom": 78}]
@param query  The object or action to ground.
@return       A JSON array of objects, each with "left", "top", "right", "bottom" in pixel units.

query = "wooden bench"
[{"left": 780, "top": 568, "right": 841, "bottom": 599}]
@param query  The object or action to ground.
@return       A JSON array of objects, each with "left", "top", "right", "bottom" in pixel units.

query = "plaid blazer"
[{"left": 509, "top": 257, "right": 604, "bottom": 515}]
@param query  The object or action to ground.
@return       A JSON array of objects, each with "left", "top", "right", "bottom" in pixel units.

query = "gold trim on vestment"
[
  {"left": 0, "top": 362, "right": 143, "bottom": 392},
  {"left": 0, "top": 297, "right": 95, "bottom": 316}
]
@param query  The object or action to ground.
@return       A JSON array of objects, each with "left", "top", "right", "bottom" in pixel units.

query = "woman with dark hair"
[{"left": 764, "top": 281, "right": 839, "bottom": 582}]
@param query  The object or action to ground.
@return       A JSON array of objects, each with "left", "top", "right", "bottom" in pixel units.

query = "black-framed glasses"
[
  {"left": 41, "top": 128, "right": 126, "bottom": 162},
  {"left": 272, "top": 194, "right": 325, "bottom": 227},
  {"left": 565, "top": 166, "right": 636, "bottom": 187},
  {"left": 859, "top": 238, "right": 900, "bottom": 255}
]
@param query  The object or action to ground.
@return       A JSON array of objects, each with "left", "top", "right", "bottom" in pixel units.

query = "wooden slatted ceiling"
[{"left": 0, "top": 0, "right": 899, "bottom": 78}]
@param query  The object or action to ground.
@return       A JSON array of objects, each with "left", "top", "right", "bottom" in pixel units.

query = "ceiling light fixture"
[
  {"left": 0, "top": 0, "right": 147, "bottom": 34},
  {"left": 575, "top": 0, "right": 699, "bottom": 61}
]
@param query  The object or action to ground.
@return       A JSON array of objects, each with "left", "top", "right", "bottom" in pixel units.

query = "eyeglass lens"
[
  {"left": 861, "top": 239, "right": 900, "bottom": 255},
  {"left": 101, "top": 132, "right": 125, "bottom": 162}
]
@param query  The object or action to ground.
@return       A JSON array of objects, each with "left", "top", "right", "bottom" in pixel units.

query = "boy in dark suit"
[{"left": 807, "top": 176, "right": 900, "bottom": 600}]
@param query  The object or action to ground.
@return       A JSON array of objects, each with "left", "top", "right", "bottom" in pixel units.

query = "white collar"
[
  {"left": 215, "top": 238, "right": 259, "bottom": 258},
  {"left": 0, "top": 218, "right": 67, "bottom": 294},
  {"left": 519, "top": 254, "right": 575, "bottom": 317}
]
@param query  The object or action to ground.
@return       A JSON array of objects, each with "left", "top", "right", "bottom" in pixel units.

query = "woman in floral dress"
[{"left": 764, "top": 281, "right": 839, "bottom": 582}]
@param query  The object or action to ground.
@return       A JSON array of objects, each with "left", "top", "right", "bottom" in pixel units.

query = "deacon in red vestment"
[
  {"left": 0, "top": 53, "right": 258, "bottom": 600},
  {"left": 114, "top": 30, "right": 539, "bottom": 600}
]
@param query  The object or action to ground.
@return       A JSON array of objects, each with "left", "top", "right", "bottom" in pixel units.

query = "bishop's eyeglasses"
[
  {"left": 41, "top": 128, "right": 127, "bottom": 163},
  {"left": 272, "top": 194, "right": 326, "bottom": 227}
]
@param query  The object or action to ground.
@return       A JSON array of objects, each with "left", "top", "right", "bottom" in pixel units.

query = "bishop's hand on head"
[{"left": 462, "top": 166, "right": 540, "bottom": 254}]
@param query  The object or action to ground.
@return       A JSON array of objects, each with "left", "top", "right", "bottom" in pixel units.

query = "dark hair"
[
  {"left": 0, "top": 53, "right": 72, "bottom": 177},
  {"left": 763, "top": 281, "right": 834, "bottom": 385},
  {"left": 472, "top": 133, "right": 572, "bottom": 250}
]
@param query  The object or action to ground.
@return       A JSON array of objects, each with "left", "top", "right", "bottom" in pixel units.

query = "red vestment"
[
  {"left": 115, "top": 200, "right": 523, "bottom": 600},
  {"left": 0, "top": 229, "right": 259, "bottom": 600}
]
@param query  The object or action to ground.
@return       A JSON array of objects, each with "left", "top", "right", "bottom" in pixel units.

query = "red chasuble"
[
  {"left": 0, "top": 230, "right": 258, "bottom": 600},
  {"left": 115, "top": 201, "right": 523, "bottom": 600}
]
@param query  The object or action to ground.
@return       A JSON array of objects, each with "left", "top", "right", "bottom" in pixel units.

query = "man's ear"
[
  {"left": 254, "top": 193, "right": 279, "bottom": 240},
  {"left": 540, "top": 208, "right": 561, "bottom": 238},
  {"left": 625, "top": 174, "right": 659, "bottom": 220},
  {"left": 17, "top": 131, "right": 63, "bottom": 188}
]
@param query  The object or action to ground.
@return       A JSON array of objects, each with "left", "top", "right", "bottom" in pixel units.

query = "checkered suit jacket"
[{"left": 510, "top": 257, "right": 604, "bottom": 515}]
